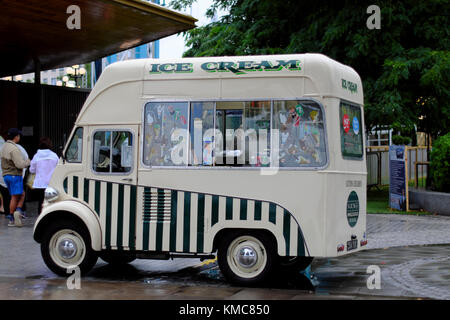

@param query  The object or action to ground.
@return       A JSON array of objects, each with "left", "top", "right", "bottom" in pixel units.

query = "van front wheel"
[
  {"left": 217, "top": 231, "right": 275, "bottom": 286},
  {"left": 41, "top": 221, "right": 98, "bottom": 277}
]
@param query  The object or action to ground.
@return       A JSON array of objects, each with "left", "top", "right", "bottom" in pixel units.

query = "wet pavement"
[{"left": 0, "top": 202, "right": 449, "bottom": 300}]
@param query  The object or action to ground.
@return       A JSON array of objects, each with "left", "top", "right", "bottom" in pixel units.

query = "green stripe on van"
[
  {"left": 169, "top": 190, "right": 177, "bottom": 252},
  {"left": 254, "top": 201, "right": 262, "bottom": 221},
  {"left": 129, "top": 185, "right": 136, "bottom": 250},
  {"left": 197, "top": 193, "right": 205, "bottom": 253},
  {"left": 94, "top": 181, "right": 101, "bottom": 216},
  {"left": 116, "top": 184, "right": 124, "bottom": 249},
  {"left": 142, "top": 187, "right": 150, "bottom": 251},
  {"left": 211, "top": 195, "right": 219, "bottom": 226},
  {"left": 225, "top": 197, "right": 233, "bottom": 220},
  {"left": 83, "top": 178, "right": 89, "bottom": 203},
  {"left": 63, "top": 177, "right": 68, "bottom": 193},
  {"left": 105, "top": 182, "right": 113, "bottom": 248},
  {"left": 297, "top": 227, "right": 305, "bottom": 256},
  {"left": 155, "top": 189, "right": 165, "bottom": 252},
  {"left": 240, "top": 199, "right": 247, "bottom": 220},
  {"left": 283, "top": 210, "right": 290, "bottom": 255},
  {"left": 269, "top": 203, "right": 276, "bottom": 224},
  {"left": 73, "top": 176, "right": 78, "bottom": 198},
  {"left": 183, "top": 192, "right": 191, "bottom": 252}
]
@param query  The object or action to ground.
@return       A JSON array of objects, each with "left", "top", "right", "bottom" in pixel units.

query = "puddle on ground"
[{"left": 83, "top": 260, "right": 319, "bottom": 292}]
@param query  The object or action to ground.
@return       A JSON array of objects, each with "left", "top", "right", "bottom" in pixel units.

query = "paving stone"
[{"left": 367, "top": 214, "right": 450, "bottom": 249}]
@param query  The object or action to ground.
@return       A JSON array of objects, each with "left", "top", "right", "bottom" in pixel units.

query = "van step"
[{"left": 135, "top": 252, "right": 216, "bottom": 260}]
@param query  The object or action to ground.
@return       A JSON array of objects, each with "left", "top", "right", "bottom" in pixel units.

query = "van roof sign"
[{"left": 148, "top": 59, "right": 302, "bottom": 75}]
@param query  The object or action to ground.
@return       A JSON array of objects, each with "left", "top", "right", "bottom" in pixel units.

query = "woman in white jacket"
[{"left": 30, "top": 137, "right": 59, "bottom": 214}]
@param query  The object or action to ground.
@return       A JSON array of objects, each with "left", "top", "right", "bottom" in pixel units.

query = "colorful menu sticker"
[
  {"left": 343, "top": 114, "right": 350, "bottom": 133},
  {"left": 352, "top": 116, "right": 359, "bottom": 135}
]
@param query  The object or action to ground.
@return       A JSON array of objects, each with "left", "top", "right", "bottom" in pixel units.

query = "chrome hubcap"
[
  {"left": 237, "top": 246, "right": 258, "bottom": 268},
  {"left": 58, "top": 238, "right": 78, "bottom": 260}
]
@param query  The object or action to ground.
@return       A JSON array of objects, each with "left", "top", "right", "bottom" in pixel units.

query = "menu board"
[{"left": 389, "top": 145, "right": 407, "bottom": 211}]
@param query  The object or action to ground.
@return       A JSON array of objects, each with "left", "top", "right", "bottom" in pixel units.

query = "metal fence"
[
  {"left": 41, "top": 85, "right": 90, "bottom": 154},
  {"left": 0, "top": 80, "right": 89, "bottom": 157},
  {"left": 366, "top": 146, "right": 429, "bottom": 188}
]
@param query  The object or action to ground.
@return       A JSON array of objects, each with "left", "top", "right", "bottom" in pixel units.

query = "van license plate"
[{"left": 347, "top": 239, "right": 358, "bottom": 251}]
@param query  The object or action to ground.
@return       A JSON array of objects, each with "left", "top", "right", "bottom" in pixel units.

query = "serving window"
[
  {"left": 214, "top": 101, "right": 271, "bottom": 166},
  {"left": 143, "top": 102, "right": 189, "bottom": 166},
  {"left": 142, "top": 99, "right": 327, "bottom": 168},
  {"left": 273, "top": 100, "right": 326, "bottom": 167}
]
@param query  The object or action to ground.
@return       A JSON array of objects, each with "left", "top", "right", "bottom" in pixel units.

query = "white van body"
[{"left": 34, "top": 54, "right": 367, "bottom": 284}]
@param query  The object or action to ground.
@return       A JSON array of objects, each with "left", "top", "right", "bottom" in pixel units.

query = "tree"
[{"left": 171, "top": 0, "right": 450, "bottom": 140}]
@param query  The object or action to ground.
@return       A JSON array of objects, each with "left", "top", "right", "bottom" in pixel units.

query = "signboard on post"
[{"left": 389, "top": 145, "right": 408, "bottom": 211}]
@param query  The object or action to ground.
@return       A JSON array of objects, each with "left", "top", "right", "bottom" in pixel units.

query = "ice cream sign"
[
  {"left": 148, "top": 59, "right": 301, "bottom": 75},
  {"left": 341, "top": 78, "right": 357, "bottom": 93}
]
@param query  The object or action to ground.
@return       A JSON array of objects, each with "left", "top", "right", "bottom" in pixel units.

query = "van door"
[{"left": 85, "top": 125, "right": 139, "bottom": 251}]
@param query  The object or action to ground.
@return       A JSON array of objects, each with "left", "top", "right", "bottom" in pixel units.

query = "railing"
[
  {"left": 415, "top": 161, "right": 430, "bottom": 189},
  {"left": 366, "top": 146, "right": 429, "bottom": 189}
]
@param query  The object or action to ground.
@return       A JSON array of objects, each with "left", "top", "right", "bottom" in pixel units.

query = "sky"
[{"left": 159, "top": 0, "right": 226, "bottom": 58}]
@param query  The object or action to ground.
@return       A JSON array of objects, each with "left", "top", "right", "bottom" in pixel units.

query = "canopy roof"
[{"left": 0, "top": 0, "right": 197, "bottom": 77}]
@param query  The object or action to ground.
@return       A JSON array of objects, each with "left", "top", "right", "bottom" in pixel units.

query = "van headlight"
[{"left": 45, "top": 187, "right": 59, "bottom": 202}]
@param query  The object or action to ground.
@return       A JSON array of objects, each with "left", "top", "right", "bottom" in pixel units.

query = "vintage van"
[{"left": 33, "top": 54, "right": 367, "bottom": 285}]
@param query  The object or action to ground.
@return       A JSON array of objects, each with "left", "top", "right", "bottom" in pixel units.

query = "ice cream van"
[{"left": 33, "top": 54, "right": 367, "bottom": 285}]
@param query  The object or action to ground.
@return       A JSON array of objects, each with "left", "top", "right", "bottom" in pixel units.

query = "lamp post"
[
  {"left": 65, "top": 65, "right": 86, "bottom": 88},
  {"left": 56, "top": 75, "right": 71, "bottom": 87}
]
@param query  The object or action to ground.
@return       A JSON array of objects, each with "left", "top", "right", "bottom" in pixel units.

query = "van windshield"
[{"left": 65, "top": 127, "right": 83, "bottom": 162}]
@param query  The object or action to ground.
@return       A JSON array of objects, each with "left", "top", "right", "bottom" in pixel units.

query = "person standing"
[
  {"left": 0, "top": 133, "right": 5, "bottom": 214},
  {"left": 29, "top": 137, "right": 59, "bottom": 214},
  {"left": 0, "top": 128, "right": 30, "bottom": 227}
]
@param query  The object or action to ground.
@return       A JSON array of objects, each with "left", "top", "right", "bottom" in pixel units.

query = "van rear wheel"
[
  {"left": 217, "top": 230, "right": 275, "bottom": 286},
  {"left": 41, "top": 220, "right": 98, "bottom": 277}
]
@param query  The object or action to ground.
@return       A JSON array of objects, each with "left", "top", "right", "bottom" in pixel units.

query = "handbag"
[{"left": 25, "top": 169, "right": 35, "bottom": 190}]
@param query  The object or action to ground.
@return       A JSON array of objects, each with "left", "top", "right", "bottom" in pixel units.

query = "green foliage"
[
  {"left": 171, "top": 0, "right": 450, "bottom": 139},
  {"left": 392, "top": 135, "right": 411, "bottom": 145},
  {"left": 429, "top": 133, "right": 450, "bottom": 192}
]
